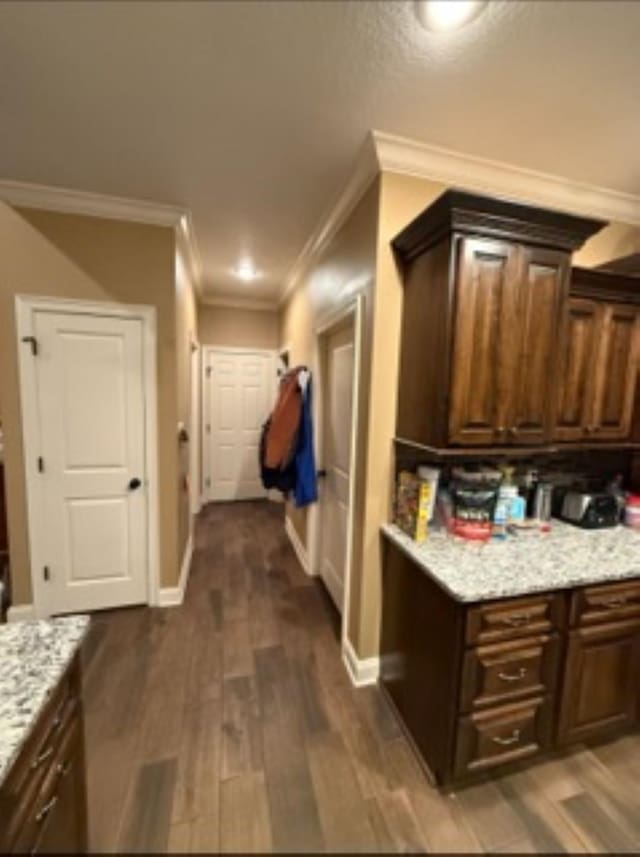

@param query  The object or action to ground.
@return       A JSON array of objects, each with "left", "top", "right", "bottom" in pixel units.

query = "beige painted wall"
[
  {"left": 198, "top": 305, "right": 279, "bottom": 349},
  {"left": 0, "top": 203, "right": 181, "bottom": 605},
  {"left": 280, "top": 178, "right": 381, "bottom": 645},
  {"left": 176, "top": 250, "right": 198, "bottom": 565}
]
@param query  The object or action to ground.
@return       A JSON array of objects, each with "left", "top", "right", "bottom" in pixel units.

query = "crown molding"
[
  {"left": 278, "top": 134, "right": 380, "bottom": 307},
  {"left": 0, "top": 178, "right": 204, "bottom": 294},
  {"left": 199, "top": 294, "right": 278, "bottom": 312},
  {"left": 373, "top": 131, "right": 640, "bottom": 227}
]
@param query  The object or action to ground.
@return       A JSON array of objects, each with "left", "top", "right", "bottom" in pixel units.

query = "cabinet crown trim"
[
  {"left": 392, "top": 190, "right": 606, "bottom": 264},
  {"left": 571, "top": 266, "right": 640, "bottom": 305}
]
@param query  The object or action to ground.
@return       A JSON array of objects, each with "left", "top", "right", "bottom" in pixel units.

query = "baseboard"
[
  {"left": 158, "top": 531, "right": 193, "bottom": 607},
  {"left": 7, "top": 603, "right": 37, "bottom": 622},
  {"left": 284, "top": 515, "right": 312, "bottom": 575},
  {"left": 342, "top": 637, "right": 380, "bottom": 687}
]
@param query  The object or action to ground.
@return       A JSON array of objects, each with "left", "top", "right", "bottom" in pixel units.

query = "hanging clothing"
[
  {"left": 260, "top": 417, "right": 297, "bottom": 494},
  {"left": 264, "top": 368, "right": 303, "bottom": 469},
  {"left": 294, "top": 377, "right": 318, "bottom": 508}
]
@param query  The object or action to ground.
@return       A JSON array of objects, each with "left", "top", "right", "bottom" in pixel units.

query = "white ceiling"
[{"left": 1, "top": 1, "right": 639, "bottom": 304}]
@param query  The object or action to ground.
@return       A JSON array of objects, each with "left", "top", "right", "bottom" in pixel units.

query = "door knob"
[{"left": 128, "top": 477, "right": 142, "bottom": 491}]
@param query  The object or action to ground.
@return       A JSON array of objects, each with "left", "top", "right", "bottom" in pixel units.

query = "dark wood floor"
[{"left": 82, "top": 501, "right": 640, "bottom": 853}]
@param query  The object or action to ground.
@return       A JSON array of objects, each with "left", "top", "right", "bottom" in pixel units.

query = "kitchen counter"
[
  {"left": 0, "top": 615, "right": 90, "bottom": 786},
  {"left": 382, "top": 520, "right": 640, "bottom": 603}
]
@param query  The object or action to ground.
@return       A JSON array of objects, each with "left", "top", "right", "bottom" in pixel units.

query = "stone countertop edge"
[
  {"left": 0, "top": 615, "right": 90, "bottom": 787},
  {"left": 381, "top": 522, "right": 640, "bottom": 604}
]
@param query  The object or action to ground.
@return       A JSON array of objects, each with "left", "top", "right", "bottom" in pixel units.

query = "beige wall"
[
  {"left": 175, "top": 250, "right": 198, "bottom": 565},
  {"left": 198, "top": 305, "right": 279, "bottom": 349},
  {"left": 0, "top": 203, "right": 181, "bottom": 605},
  {"left": 280, "top": 178, "right": 381, "bottom": 647}
]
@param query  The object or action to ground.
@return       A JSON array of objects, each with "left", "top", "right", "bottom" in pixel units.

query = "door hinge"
[
  {"left": 43, "top": 565, "right": 50, "bottom": 582},
  {"left": 37, "top": 456, "right": 45, "bottom": 473},
  {"left": 205, "top": 477, "right": 211, "bottom": 487},
  {"left": 206, "top": 423, "right": 211, "bottom": 434},
  {"left": 206, "top": 366, "right": 212, "bottom": 377},
  {"left": 21, "top": 336, "right": 39, "bottom": 356}
]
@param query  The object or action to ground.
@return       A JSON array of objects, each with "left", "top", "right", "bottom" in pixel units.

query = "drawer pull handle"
[
  {"left": 502, "top": 614, "right": 532, "bottom": 627},
  {"left": 498, "top": 667, "right": 528, "bottom": 683},
  {"left": 491, "top": 729, "right": 521, "bottom": 747},
  {"left": 30, "top": 746, "right": 54, "bottom": 770},
  {"left": 35, "top": 795, "right": 58, "bottom": 824},
  {"left": 602, "top": 597, "right": 627, "bottom": 610}
]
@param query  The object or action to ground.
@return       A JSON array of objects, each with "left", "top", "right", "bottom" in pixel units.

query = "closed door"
[
  {"left": 33, "top": 311, "right": 148, "bottom": 614},
  {"left": 204, "top": 350, "right": 273, "bottom": 501},
  {"left": 506, "top": 246, "right": 566, "bottom": 445},
  {"left": 591, "top": 304, "right": 640, "bottom": 440},
  {"left": 558, "top": 619, "right": 640, "bottom": 745},
  {"left": 449, "top": 237, "right": 518, "bottom": 445},
  {"left": 555, "top": 298, "right": 601, "bottom": 441},
  {"left": 319, "top": 323, "right": 355, "bottom": 612}
]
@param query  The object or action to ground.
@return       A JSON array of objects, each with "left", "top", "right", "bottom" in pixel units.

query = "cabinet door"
[
  {"left": 449, "top": 237, "right": 518, "bottom": 445},
  {"left": 506, "top": 247, "right": 568, "bottom": 445},
  {"left": 591, "top": 304, "right": 640, "bottom": 440},
  {"left": 557, "top": 618, "right": 640, "bottom": 746},
  {"left": 555, "top": 299, "right": 601, "bottom": 441}
]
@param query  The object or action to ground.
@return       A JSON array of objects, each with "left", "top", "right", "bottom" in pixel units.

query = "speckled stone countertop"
[
  {"left": 0, "top": 616, "right": 90, "bottom": 786},
  {"left": 382, "top": 521, "right": 640, "bottom": 603}
]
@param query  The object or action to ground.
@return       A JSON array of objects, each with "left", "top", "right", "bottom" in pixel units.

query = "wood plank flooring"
[{"left": 81, "top": 500, "right": 640, "bottom": 853}]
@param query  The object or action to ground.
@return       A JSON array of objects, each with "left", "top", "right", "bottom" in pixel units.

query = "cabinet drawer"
[
  {"left": 570, "top": 580, "right": 640, "bottom": 627},
  {"left": 454, "top": 696, "right": 553, "bottom": 780},
  {"left": 460, "top": 634, "right": 560, "bottom": 712},
  {"left": 466, "top": 594, "right": 563, "bottom": 646}
]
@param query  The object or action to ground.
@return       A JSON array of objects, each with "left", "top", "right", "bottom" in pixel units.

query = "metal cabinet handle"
[
  {"left": 502, "top": 614, "right": 532, "bottom": 627},
  {"left": 602, "top": 597, "right": 627, "bottom": 610},
  {"left": 491, "top": 729, "right": 521, "bottom": 747},
  {"left": 498, "top": 667, "right": 528, "bottom": 683},
  {"left": 35, "top": 796, "right": 58, "bottom": 824},
  {"left": 30, "top": 746, "right": 54, "bottom": 770}
]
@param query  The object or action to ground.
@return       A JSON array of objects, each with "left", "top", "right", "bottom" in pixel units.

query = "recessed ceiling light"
[
  {"left": 416, "top": 0, "right": 488, "bottom": 32},
  {"left": 233, "top": 259, "right": 260, "bottom": 282}
]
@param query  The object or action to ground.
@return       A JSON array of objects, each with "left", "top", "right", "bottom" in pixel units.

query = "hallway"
[{"left": 82, "top": 501, "right": 640, "bottom": 853}]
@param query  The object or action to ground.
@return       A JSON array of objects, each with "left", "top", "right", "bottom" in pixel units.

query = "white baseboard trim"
[
  {"left": 284, "top": 515, "right": 312, "bottom": 575},
  {"left": 7, "top": 603, "right": 37, "bottom": 622},
  {"left": 342, "top": 637, "right": 380, "bottom": 687},
  {"left": 158, "top": 531, "right": 193, "bottom": 607}
]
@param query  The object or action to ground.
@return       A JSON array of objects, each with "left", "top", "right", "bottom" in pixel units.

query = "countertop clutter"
[
  {"left": 382, "top": 521, "right": 640, "bottom": 602},
  {"left": 0, "top": 615, "right": 89, "bottom": 786}
]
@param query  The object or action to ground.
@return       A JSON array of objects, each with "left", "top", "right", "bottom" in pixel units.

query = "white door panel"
[
  {"left": 320, "top": 327, "right": 355, "bottom": 613},
  {"left": 205, "top": 350, "right": 274, "bottom": 501},
  {"left": 34, "top": 311, "right": 148, "bottom": 614}
]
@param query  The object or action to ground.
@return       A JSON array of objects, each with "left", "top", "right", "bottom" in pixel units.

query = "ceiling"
[{"left": 1, "top": 1, "right": 639, "bottom": 305}]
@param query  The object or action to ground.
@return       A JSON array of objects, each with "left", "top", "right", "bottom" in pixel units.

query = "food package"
[{"left": 395, "top": 471, "right": 432, "bottom": 543}]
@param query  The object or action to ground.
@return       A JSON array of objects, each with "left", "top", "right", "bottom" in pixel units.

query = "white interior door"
[
  {"left": 319, "top": 323, "right": 355, "bottom": 613},
  {"left": 32, "top": 310, "right": 148, "bottom": 614},
  {"left": 204, "top": 349, "right": 274, "bottom": 501}
]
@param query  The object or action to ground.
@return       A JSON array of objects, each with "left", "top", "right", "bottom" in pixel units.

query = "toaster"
[{"left": 560, "top": 491, "right": 619, "bottom": 528}]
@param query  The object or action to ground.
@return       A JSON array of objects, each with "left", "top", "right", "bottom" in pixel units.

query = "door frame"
[
  {"left": 310, "top": 294, "right": 364, "bottom": 649},
  {"left": 201, "top": 345, "right": 278, "bottom": 504},
  {"left": 189, "top": 336, "right": 201, "bottom": 518},
  {"left": 15, "top": 295, "right": 160, "bottom": 617}
]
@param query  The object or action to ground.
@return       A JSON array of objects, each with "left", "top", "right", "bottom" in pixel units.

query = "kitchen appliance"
[{"left": 560, "top": 491, "right": 619, "bottom": 529}]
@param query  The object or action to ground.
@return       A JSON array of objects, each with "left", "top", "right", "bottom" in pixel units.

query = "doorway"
[
  {"left": 202, "top": 347, "right": 276, "bottom": 502},
  {"left": 314, "top": 296, "right": 362, "bottom": 622},
  {"left": 16, "top": 297, "right": 159, "bottom": 617}
]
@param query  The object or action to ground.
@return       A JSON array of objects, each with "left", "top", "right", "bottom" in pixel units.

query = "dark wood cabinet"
[
  {"left": 393, "top": 190, "right": 603, "bottom": 450},
  {"left": 0, "top": 654, "right": 88, "bottom": 854},
  {"left": 556, "top": 268, "right": 640, "bottom": 444},
  {"left": 381, "top": 536, "right": 640, "bottom": 787},
  {"left": 558, "top": 618, "right": 640, "bottom": 745}
]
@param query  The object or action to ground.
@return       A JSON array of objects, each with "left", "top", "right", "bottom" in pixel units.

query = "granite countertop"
[
  {"left": 0, "top": 615, "right": 90, "bottom": 786},
  {"left": 382, "top": 521, "right": 640, "bottom": 603}
]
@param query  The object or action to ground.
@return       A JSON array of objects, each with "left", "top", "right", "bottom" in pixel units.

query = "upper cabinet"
[
  {"left": 393, "top": 190, "right": 604, "bottom": 449},
  {"left": 556, "top": 269, "right": 640, "bottom": 443}
]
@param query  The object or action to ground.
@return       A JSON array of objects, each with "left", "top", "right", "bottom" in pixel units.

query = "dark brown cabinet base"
[
  {"left": 0, "top": 654, "right": 88, "bottom": 854},
  {"left": 380, "top": 536, "right": 640, "bottom": 788}
]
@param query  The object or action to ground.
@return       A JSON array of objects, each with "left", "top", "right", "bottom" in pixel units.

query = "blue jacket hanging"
[{"left": 294, "top": 378, "right": 318, "bottom": 507}]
